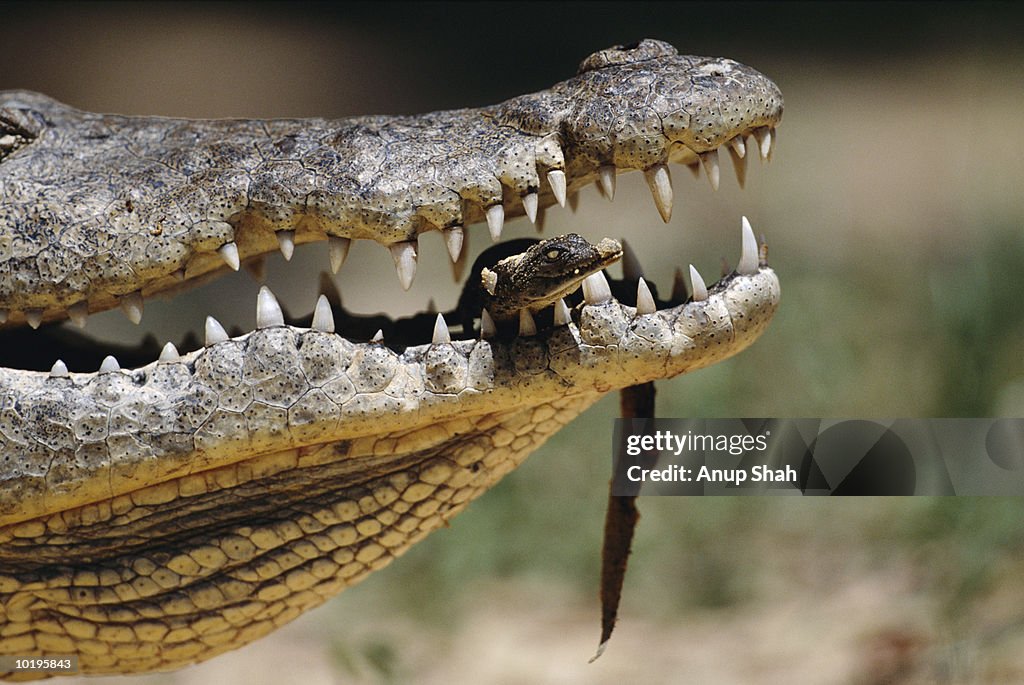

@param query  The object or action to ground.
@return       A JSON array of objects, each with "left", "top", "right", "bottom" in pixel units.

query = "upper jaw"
[{"left": 0, "top": 39, "right": 781, "bottom": 331}]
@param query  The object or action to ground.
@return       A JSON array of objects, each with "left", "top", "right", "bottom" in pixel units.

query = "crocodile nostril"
[{"left": 619, "top": 42, "right": 642, "bottom": 51}]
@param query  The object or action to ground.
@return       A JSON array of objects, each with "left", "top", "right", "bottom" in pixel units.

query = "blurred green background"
[{"left": 4, "top": 2, "right": 1024, "bottom": 682}]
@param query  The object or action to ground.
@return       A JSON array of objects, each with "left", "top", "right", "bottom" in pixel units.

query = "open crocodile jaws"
[{"left": 0, "top": 39, "right": 782, "bottom": 676}]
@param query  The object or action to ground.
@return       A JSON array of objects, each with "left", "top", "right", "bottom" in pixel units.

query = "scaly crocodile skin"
[{"left": 0, "top": 39, "right": 782, "bottom": 677}]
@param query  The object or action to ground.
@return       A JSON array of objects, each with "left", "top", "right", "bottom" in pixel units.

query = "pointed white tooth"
[
  {"left": 481, "top": 268, "right": 498, "bottom": 296},
  {"left": 518, "top": 309, "right": 537, "bottom": 336},
  {"left": 727, "top": 143, "right": 747, "bottom": 189},
  {"left": 598, "top": 165, "right": 617, "bottom": 200},
  {"left": 205, "top": 316, "right": 229, "bottom": 346},
  {"left": 311, "top": 294, "right": 335, "bottom": 332},
  {"left": 729, "top": 136, "right": 746, "bottom": 159},
  {"left": 0, "top": 309, "right": 7, "bottom": 324},
  {"left": 480, "top": 309, "right": 496, "bottom": 339},
  {"left": 443, "top": 226, "right": 464, "bottom": 262},
  {"left": 644, "top": 164, "right": 673, "bottom": 223},
  {"left": 700, "top": 149, "right": 720, "bottom": 191},
  {"left": 636, "top": 279, "right": 656, "bottom": 315},
  {"left": 159, "top": 342, "right": 181, "bottom": 362},
  {"left": 620, "top": 239, "right": 644, "bottom": 281},
  {"left": 547, "top": 169, "right": 567, "bottom": 207},
  {"left": 389, "top": 241, "right": 418, "bottom": 290},
  {"left": 432, "top": 313, "right": 452, "bottom": 344},
  {"left": 256, "top": 286, "right": 285, "bottom": 328},
  {"left": 689, "top": 264, "right": 708, "bottom": 301},
  {"left": 276, "top": 230, "right": 295, "bottom": 261},
  {"left": 218, "top": 241, "right": 240, "bottom": 271},
  {"left": 68, "top": 301, "right": 88, "bottom": 328},
  {"left": 49, "top": 359, "right": 69, "bottom": 378},
  {"left": 329, "top": 236, "right": 351, "bottom": 274},
  {"left": 119, "top": 291, "right": 143, "bottom": 324},
  {"left": 451, "top": 229, "right": 469, "bottom": 282},
  {"left": 582, "top": 271, "right": 612, "bottom": 305},
  {"left": 754, "top": 127, "right": 772, "bottom": 161},
  {"left": 486, "top": 204, "right": 504, "bottom": 241},
  {"left": 26, "top": 309, "right": 43, "bottom": 329},
  {"left": 244, "top": 256, "right": 267, "bottom": 282},
  {"left": 671, "top": 266, "right": 689, "bottom": 302},
  {"left": 738, "top": 216, "right": 759, "bottom": 275},
  {"left": 553, "top": 298, "right": 571, "bottom": 326},
  {"left": 99, "top": 355, "right": 120, "bottom": 374},
  {"left": 523, "top": 192, "right": 538, "bottom": 223},
  {"left": 371, "top": 328, "right": 384, "bottom": 343}
]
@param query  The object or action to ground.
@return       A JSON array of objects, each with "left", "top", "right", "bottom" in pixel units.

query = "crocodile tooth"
[
  {"left": 0, "top": 309, "right": 6, "bottom": 324},
  {"left": 644, "top": 164, "right": 673, "bottom": 223},
  {"left": 371, "top": 328, "right": 384, "bottom": 343},
  {"left": 49, "top": 359, "right": 69, "bottom": 378},
  {"left": 568, "top": 191, "right": 580, "bottom": 213},
  {"left": 68, "top": 301, "right": 89, "bottom": 328},
  {"left": 753, "top": 127, "right": 772, "bottom": 161},
  {"left": 738, "top": 216, "right": 759, "bottom": 275},
  {"left": 217, "top": 241, "right": 241, "bottom": 271},
  {"left": 256, "top": 286, "right": 285, "bottom": 328},
  {"left": 389, "top": 241, "right": 418, "bottom": 290},
  {"left": 432, "top": 313, "right": 452, "bottom": 344},
  {"left": 671, "top": 266, "right": 689, "bottom": 302},
  {"left": 729, "top": 136, "right": 746, "bottom": 159},
  {"left": 244, "top": 256, "right": 267, "bottom": 282},
  {"left": 486, "top": 204, "right": 504, "bottom": 241},
  {"left": 277, "top": 230, "right": 296, "bottom": 261},
  {"left": 553, "top": 298, "right": 571, "bottom": 326},
  {"left": 767, "top": 127, "right": 777, "bottom": 160},
  {"left": 312, "top": 294, "right": 335, "bottom": 333},
  {"left": 443, "top": 227, "right": 464, "bottom": 262},
  {"left": 451, "top": 229, "right": 469, "bottom": 282},
  {"left": 621, "top": 239, "right": 644, "bottom": 281},
  {"left": 158, "top": 342, "right": 180, "bottom": 362},
  {"left": 598, "top": 165, "right": 617, "bottom": 200},
  {"left": 547, "top": 170, "right": 567, "bottom": 207},
  {"left": 636, "top": 278, "right": 657, "bottom": 315},
  {"left": 518, "top": 309, "right": 537, "bottom": 336},
  {"left": 329, "top": 236, "right": 351, "bottom": 274},
  {"left": 205, "top": 316, "right": 229, "bottom": 346},
  {"left": 119, "top": 291, "right": 144, "bottom": 324},
  {"left": 582, "top": 271, "right": 612, "bottom": 305},
  {"left": 25, "top": 309, "right": 43, "bottom": 329},
  {"left": 481, "top": 268, "right": 498, "bottom": 296},
  {"left": 480, "top": 309, "right": 496, "bottom": 338},
  {"left": 727, "top": 143, "right": 747, "bottom": 189},
  {"left": 700, "top": 149, "right": 720, "bottom": 191},
  {"left": 523, "top": 193, "right": 539, "bottom": 223},
  {"left": 689, "top": 264, "right": 708, "bottom": 301},
  {"left": 98, "top": 355, "right": 120, "bottom": 373}
]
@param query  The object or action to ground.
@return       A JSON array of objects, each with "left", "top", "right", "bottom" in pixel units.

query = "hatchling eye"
[{"left": 545, "top": 248, "right": 563, "bottom": 261}]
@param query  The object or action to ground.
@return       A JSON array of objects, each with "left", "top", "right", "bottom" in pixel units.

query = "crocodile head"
[{"left": 0, "top": 39, "right": 782, "bottom": 675}]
